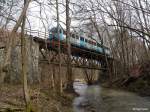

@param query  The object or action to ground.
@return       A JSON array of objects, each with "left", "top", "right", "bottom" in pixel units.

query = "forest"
[{"left": 0, "top": 0, "right": 150, "bottom": 112}]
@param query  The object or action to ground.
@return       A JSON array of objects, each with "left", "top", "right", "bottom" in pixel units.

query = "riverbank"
[
  {"left": 99, "top": 60, "right": 150, "bottom": 97},
  {"left": 0, "top": 84, "right": 74, "bottom": 112},
  {"left": 101, "top": 75, "right": 150, "bottom": 97}
]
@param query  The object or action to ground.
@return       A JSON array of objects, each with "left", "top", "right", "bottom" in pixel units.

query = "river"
[{"left": 73, "top": 81, "right": 150, "bottom": 112}]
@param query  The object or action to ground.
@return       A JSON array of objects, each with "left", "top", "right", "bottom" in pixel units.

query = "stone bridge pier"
[{"left": 0, "top": 36, "right": 40, "bottom": 84}]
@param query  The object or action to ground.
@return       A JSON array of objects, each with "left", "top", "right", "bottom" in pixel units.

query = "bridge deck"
[{"left": 33, "top": 37, "right": 112, "bottom": 62}]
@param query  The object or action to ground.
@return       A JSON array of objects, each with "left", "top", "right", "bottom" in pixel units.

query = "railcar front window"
[
  {"left": 80, "top": 37, "right": 84, "bottom": 41},
  {"left": 50, "top": 28, "right": 57, "bottom": 33}
]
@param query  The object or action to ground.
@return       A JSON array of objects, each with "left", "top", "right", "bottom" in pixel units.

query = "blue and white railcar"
[{"left": 48, "top": 27, "right": 110, "bottom": 56}]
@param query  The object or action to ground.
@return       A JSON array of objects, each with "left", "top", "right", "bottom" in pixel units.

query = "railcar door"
[{"left": 80, "top": 37, "right": 85, "bottom": 48}]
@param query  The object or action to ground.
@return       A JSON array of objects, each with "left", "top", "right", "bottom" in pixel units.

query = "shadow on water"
[{"left": 73, "top": 81, "right": 150, "bottom": 112}]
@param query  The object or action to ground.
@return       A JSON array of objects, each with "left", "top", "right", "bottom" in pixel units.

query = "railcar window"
[
  {"left": 85, "top": 39, "right": 88, "bottom": 43},
  {"left": 59, "top": 29, "right": 62, "bottom": 33},
  {"left": 80, "top": 37, "right": 84, "bottom": 41}
]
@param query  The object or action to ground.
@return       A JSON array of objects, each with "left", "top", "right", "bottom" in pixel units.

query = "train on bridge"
[{"left": 48, "top": 26, "right": 111, "bottom": 56}]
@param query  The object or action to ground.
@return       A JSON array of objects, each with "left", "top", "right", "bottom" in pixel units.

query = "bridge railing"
[
  {"left": 0, "top": 27, "right": 49, "bottom": 39},
  {"left": 0, "top": 27, "right": 49, "bottom": 48},
  {"left": 24, "top": 28, "right": 49, "bottom": 39}
]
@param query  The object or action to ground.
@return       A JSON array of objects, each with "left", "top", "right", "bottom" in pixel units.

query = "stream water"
[{"left": 73, "top": 81, "right": 150, "bottom": 112}]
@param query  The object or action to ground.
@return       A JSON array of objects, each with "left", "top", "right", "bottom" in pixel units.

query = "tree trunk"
[
  {"left": 65, "top": 0, "right": 74, "bottom": 92},
  {"left": 56, "top": 0, "right": 62, "bottom": 94},
  {"left": 21, "top": 0, "right": 32, "bottom": 111}
]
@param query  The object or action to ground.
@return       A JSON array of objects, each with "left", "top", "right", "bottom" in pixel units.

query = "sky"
[
  {"left": 27, "top": 0, "right": 78, "bottom": 33},
  {"left": 0, "top": 0, "right": 94, "bottom": 38}
]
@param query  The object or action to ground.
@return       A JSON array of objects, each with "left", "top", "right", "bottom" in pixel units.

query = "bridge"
[
  {"left": 0, "top": 28, "right": 113, "bottom": 72},
  {"left": 26, "top": 29, "right": 113, "bottom": 71}
]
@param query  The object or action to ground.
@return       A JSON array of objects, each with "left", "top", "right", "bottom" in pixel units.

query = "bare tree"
[
  {"left": 56, "top": 0, "right": 63, "bottom": 94},
  {"left": 65, "top": 0, "right": 74, "bottom": 92},
  {"left": 72, "top": 0, "right": 150, "bottom": 81},
  {"left": 21, "top": 0, "right": 32, "bottom": 111}
]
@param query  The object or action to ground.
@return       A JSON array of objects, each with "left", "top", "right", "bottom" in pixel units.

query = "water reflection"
[
  {"left": 73, "top": 81, "right": 88, "bottom": 96},
  {"left": 73, "top": 82, "right": 102, "bottom": 112},
  {"left": 73, "top": 81, "right": 150, "bottom": 112}
]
